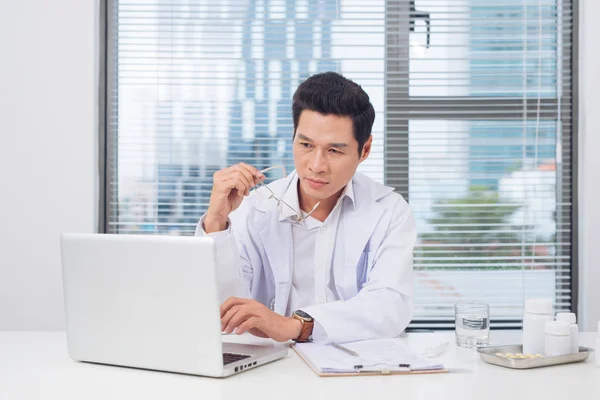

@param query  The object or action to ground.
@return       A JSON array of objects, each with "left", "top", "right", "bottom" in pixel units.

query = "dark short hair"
[{"left": 292, "top": 72, "right": 375, "bottom": 156}]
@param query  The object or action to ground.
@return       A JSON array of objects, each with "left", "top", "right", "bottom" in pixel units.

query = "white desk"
[{"left": 1, "top": 331, "right": 598, "bottom": 400}]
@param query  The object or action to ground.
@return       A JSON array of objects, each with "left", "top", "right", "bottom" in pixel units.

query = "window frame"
[{"left": 99, "top": 0, "right": 579, "bottom": 326}]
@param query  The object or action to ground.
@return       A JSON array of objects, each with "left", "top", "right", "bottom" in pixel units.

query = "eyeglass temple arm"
[
  {"left": 302, "top": 202, "right": 320, "bottom": 219},
  {"left": 259, "top": 165, "right": 287, "bottom": 177}
]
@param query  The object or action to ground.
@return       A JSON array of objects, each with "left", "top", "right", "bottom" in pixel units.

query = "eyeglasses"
[{"left": 254, "top": 165, "right": 320, "bottom": 223}]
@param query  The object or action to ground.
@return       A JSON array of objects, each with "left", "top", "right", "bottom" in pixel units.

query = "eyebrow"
[{"left": 296, "top": 133, "right": 349, "bottom": 149}]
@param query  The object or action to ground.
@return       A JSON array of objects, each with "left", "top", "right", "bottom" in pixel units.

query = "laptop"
[{"left": 60, "top": 233, "right": 288, "bottom": 377}]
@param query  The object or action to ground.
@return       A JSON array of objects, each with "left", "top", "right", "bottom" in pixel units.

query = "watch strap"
[{"left": 292, "top": 314, "right": 314, "bottom": 342}]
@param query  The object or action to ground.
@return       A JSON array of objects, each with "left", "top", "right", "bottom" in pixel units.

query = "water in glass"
[{"left": 455, "top": 302, "right": 490, "bottom": 348}]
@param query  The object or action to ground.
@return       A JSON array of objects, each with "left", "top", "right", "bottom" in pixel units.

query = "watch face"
[{"left": 294, "top": 310, "right": 313, "bottom": 321}]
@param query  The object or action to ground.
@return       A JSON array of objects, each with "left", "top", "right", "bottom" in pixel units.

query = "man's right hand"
[{"left": 204, "top": 163, "right": 265, "bottom": 233}]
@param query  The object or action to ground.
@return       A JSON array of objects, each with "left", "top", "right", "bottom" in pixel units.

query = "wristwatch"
[{"left": 292, "top": 310, "right": 314, "bottom": 343}]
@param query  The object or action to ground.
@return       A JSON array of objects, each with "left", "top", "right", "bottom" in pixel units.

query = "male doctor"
[{"left": 196, "top": 72, "right": 416, "bottom": 344}]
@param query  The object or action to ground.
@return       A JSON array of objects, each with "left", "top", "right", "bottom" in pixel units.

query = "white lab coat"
[{"left": 195, "top": 171, "right": 416, "bottom": 344}]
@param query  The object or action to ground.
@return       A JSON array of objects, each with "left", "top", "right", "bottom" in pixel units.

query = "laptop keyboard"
[{"left": 223, "top": 352, "right": 251, "bottom": 365}]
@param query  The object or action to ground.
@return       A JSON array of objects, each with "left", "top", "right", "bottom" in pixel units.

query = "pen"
[
  {"left": 354, "top": 364, "right": 412, "bottom": 374},
  {"left": 331, "top": 343, "right": 359, "bottom": 357},
  {"left": 354, "top": 364, "right": 411, "bottom": 369}
]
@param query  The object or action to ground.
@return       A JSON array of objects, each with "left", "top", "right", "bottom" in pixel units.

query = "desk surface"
[{"left": 1, "top": 331, "right": 599, "bottom": 400}]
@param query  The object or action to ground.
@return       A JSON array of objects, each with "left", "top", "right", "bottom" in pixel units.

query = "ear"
[{"left": 359, "top": 135, "right": 373, "bottom": 162}]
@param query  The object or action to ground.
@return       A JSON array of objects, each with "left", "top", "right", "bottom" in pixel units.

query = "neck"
[{"left": 297, "top": 180, "right": 345, "bottom": 222}]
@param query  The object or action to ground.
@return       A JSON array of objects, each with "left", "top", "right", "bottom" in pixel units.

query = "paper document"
[{"left": 294, "top": 338, "right": 444, "bottom": 374}]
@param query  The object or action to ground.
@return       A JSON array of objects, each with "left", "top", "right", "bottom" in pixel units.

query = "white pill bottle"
[
  {"left": 555, "top": 312, "right": 579, "bottom": 354},
  {"left": 523, "top": 299, "right": 553, "bottom": 355},
  {"left": 545, "top": 321, "right": 571, "bottom": 357}
]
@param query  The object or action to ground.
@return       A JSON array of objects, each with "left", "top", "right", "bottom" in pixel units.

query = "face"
[{"left": 293, "top": 110, "right": 372, "bottom": 205}]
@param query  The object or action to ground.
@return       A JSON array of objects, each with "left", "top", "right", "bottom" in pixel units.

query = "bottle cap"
[
  {"left": 556, "top": 312, "right": 576, "bottom": 324},
  {"left": 545, "top": 321, "right": 570, "bottom": 336},
  {"left": 524, "top": 299, "right": 553, "bottom": 315}
]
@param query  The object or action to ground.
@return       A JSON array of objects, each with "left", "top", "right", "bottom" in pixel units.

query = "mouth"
[{"left": 305, "top": 177, "right": 329, "bottom": 189}]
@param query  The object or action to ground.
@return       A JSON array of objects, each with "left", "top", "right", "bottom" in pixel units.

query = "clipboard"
[{"left": 290, "top": 343, "right": 448, "bottom": 377}]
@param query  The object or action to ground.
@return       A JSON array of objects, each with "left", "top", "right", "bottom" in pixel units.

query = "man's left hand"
[{"left": 220, "top": 297, "right": 302, "bottom": 342}]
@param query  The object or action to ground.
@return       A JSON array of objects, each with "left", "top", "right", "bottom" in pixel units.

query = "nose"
[{"left": 309, "top": 148, "right": 328, "bottom": 173}]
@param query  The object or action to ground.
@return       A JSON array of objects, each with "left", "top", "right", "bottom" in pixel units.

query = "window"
[{"left": 102, "top": 0, "right": 575, "bottom": 327}]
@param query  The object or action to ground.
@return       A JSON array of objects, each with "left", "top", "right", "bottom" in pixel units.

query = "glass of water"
[{"left": 455, "top": 302, "right": 490, "bottom": 348}]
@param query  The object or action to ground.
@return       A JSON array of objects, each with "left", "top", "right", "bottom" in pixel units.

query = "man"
[{"left": 196, "top": 72, "right": 416, "bottom": 344}]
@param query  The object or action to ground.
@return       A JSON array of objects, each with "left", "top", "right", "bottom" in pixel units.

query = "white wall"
[
  {"left": 578, "top": 0, "right": 600, "bottom": 332},
  {"left": 0, "top": 1, "right": 97, "bottom": 330},
  {"left": 0, "top": 0, "right": 596, "bottom": 332}
]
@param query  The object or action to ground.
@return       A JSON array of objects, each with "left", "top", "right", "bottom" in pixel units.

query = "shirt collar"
[
  {"left": 344, "top": 177, "right": 356, "bottom": 210},
  {"left": 278, "top": 174, "right": 302, "bottom": 222},
  {"left": 277, "top": 172, "right": 356, "bottom": 222}
]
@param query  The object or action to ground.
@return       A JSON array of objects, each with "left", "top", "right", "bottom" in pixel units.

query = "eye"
[
  {"left": 299, "top": 142, "right": 312, "bottom": 149},
  {"left": 329, "top": 148, "right": 342, "bottom": 154}
]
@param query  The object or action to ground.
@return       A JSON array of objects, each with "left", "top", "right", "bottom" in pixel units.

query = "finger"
[
  {"left": 221, "top": 306, "right": 243, "bottom": 333},
  {"left": 233, "top": 180, "right": 248, "bottom": 198},
  {"left": 225, "top": 305, "right": 258, "bottom": 333},
  {"left": 213, "top": 176, "right": 241, "bottom": 197},
  {"left": 235, "top": 317, "right": 260, "bottom": 335},
  {"left": 220, "top": 172, "right": 250, "bottom": 194},
  {"left": 233, "top": 166, "right": 258, "bottom": 189},
  {"left": 227, "top": 171, "right": 254, "bottom": 197},
  {"left": 215, "top": 168, "right": 251, "bottom": 192},
  {"left": 220, "top": 297, "right": 247, "bottom": 318},
  {"left": 238, "top": 163, "right": 265, "bottom": 181},
  {"left": 221, "top": 168, "right": 252, "bottom": 193}
]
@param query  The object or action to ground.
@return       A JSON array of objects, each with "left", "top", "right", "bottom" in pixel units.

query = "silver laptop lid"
[{"left": 60, "top": 233, "right": 224, "bottom": 376}]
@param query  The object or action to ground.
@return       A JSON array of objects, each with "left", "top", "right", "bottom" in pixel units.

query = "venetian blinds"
[{"left": 104, "top": 0, "right": 574, "bottom": 325}]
